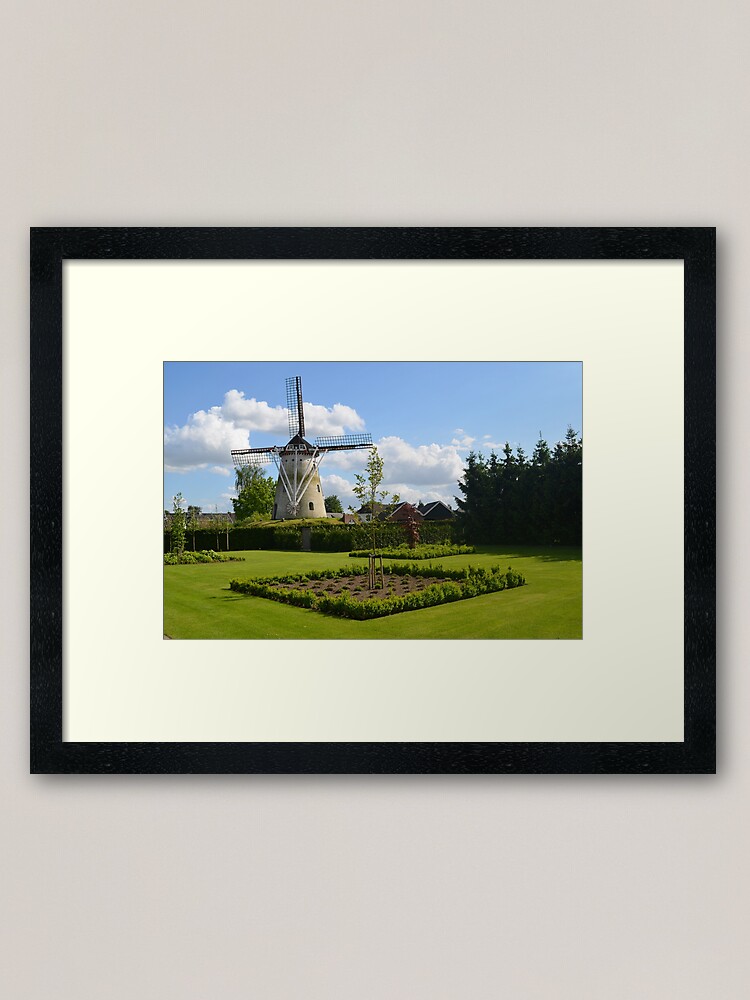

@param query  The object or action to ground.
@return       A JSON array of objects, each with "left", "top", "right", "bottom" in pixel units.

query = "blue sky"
[{"left": 164, "top": 361, "right": 582, "bottom": 513}]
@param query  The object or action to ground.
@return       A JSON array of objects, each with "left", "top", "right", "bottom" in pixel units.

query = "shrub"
[
  {"left": 228, "top": 563, "right": 525, "bottom": 619},
  {"left": 349, "top": 544, "right": 474, "bottom": 560},
  {"left": 164, "top": 550, "right": 245, "bottom": 565}
]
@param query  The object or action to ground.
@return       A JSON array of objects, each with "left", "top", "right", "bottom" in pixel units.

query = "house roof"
[{"left": 416, "top": 500, "right": 454, "bottom": 519}]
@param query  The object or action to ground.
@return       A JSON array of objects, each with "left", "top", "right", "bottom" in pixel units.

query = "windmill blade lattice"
[
  {"left": 231, "top": 448, "right": 275, "bottom": 469},
  {"left": 315, "top": 433, "right": 373, "bottom": 452},
  {"left": 285, "top": 376, "right": 305, "bottom": 439}
]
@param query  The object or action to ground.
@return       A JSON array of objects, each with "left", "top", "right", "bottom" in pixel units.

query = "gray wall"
[{"left": 2, "top": 3, "right": 744, "bottom": 997}]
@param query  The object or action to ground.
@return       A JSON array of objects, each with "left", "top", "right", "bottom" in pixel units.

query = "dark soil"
[{"left": 275, "top": 573, "right": 448, "bottom": 603}]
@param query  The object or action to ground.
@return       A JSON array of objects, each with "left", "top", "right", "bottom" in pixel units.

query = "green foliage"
[
  {"left": 164, "top": 519, "right": 456, "bottom": 555},
  {"left": 164, "top": 550, "right": 245, "bottom": 565},
  {"left": 349, "top": 543, "right": 474, "bottom": 560},
  {"left": 308, "top": 527, "right": 354, "bottom": 552},
  {"left": 349, "top": 447, "right": 400, "bottom": 553},
  {"left": 233, "top": 466, "right": 276, "bottom": 522},
  {"left": 228, "top": 524, "right": 304, "bottom": 551},
  {"left": 229, "top": 562, "right": 525, "bottom": 619},
  {"left": 455, "top": 427, "right": 582, "bottom": 545},
  {"left": 400, "top": 503, "right": 421, "bottom": 548},
  {"left": 324, "top": 494, "right": 343, "bottom": 513},
  {"left": 171, "top": 493, "right": 186, "bottom": 555},
  {"left": 186, "top": 505, "right": 201, "bottom": 549},
  {"left": 211, "top": 512, "right": 232, "bottom": 549}
]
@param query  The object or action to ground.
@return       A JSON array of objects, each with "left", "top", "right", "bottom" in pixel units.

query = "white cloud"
[
  {"left": 221, "top": 389, "right": 364, "bottom": 437},
  {"left": 385, "top": 484, "right": 458, "bottom": 508},
  {"left": 164, "top": 389, "right": 366, "bottom": 471},
  {"left": 219, "top": 390, "right": 289, "bottom": 433},
  {"left": 450, "top": 434, "right": 476, "bottom": 449},
  {"left": 303, "top": 401, "right": 365, "bottom": 436},
  {"left": 321, "top": 473, "right": 354, "bottom": 495},
  {"left": 165, "top": 389, "right": 470, "bottom": 510},
  {"left": 320, "top": 473, "right": 357, "bottom": 509},
  {"left": 320, "top": 435, "right": 466, "bottom": 507},
  {"left": 317, "top": 449, "right": 371, "bottom": 472},
  {"left": 319, "top": 471, "right": 458, "bottom": 512},
  {"left": 376, "top": 436, "right": 465, "bottom": 486},
  {"left": 164, "top": 409, "right": 250, "bottom": 472},
  {"left": 322, "top": 436, "right": 464, "bottom": 483}
]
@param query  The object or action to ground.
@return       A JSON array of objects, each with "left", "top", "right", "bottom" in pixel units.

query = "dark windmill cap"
[{"left": 285, "top": 432, "right": 314, "bottom": 449}]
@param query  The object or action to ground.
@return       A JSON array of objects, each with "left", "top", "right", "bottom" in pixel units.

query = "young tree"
[
  {"left": 400, "top": 503, "right": 421, "bottom": 549},
  {"left": 186, "top": 505, "right": 201, "bottom": 550},
  {"left": 213, "top": 511, "right": 231, "bottom": 550},
  {"left": 324, "top": 494, "right": 343, "bottom": 513},
  {"left": 350, "top": 447, "right": 399, "bottom": 588},
  {"left": 171, "top": 493, "right": 186, "bottom": 556},
  {"left": 232, "top": 466, "right": 276, "bottom": 522}
]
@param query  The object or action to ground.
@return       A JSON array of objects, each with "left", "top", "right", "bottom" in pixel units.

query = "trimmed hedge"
[
  {"left": 164, "top": 550, "right": 246, "bottom": 565},
  {"left": 300, "top": 520, "right": 457, "bottom": 552},
  {"left": 165, "top": 529, "right": 232, "bottom": 552},
  {"left": 349, "top": 543, "right": 474, "bottom": 560},
  {"left": 165, "top": 519, "right": 458, "bottom": 553},
  {"left": 229, "top": 562, "right": 526, "bottom": 620}
]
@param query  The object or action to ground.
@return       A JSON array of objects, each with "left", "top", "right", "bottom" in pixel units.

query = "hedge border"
[
  {"left": 348, "top": 544, "right": 474, "bottom": 560},
  {"left": 229, "top": 563, "right": 526, "bottom": 620},
  {"left": 164, "top": 550, "right": 246, "bottom": 565}
]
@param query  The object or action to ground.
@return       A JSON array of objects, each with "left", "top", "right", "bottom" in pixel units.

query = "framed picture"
[{"left": 30, "top": 227, "right": 715, "bottom": 773}]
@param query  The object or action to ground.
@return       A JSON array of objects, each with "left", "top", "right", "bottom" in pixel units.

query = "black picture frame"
[{"left": 30, "top": 227, "right": 715, "bottom": 774}]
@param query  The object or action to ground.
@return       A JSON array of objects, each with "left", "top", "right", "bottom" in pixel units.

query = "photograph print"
[{"left": 164, "top": 360, "right": 582, "bottom": 640}]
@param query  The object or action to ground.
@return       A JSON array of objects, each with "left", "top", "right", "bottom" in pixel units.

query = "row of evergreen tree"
[{"left": 455, "top": 426, "right": 582, "bottom": 545}]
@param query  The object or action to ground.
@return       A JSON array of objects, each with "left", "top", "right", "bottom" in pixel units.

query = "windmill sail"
[
  {"left": 314, "top": 433, "right": 373, "bottom": 451},
  {"left": 230, "top": 448, "right": 275, "bottom": 468},
  {"left": 285, "top": 376, "right": 305, "bottom": 439}
]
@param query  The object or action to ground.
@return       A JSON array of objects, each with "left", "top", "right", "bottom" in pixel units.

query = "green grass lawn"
[{"left": 163, "top": 546, "right": 582, "bottom": 639}]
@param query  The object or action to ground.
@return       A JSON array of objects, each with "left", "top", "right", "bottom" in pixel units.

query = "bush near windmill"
[
  {"left": 232, "top": 467, "right": 276, "bottom": 523},
  {"left": 324, "top": 494, "right": 343, "bottom": 513}
]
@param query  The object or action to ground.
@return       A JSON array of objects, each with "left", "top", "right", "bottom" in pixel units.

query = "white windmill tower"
[{"left": 231, "top": 376, "right": 373, "bottom": 520}]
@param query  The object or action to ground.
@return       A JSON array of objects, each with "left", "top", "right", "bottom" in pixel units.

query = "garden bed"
[
  {"left": 229, "top": 562, "right": 525, "bottom": 620},
  {"left": 164, "top": 550, "right": 246, "bottom": 565}
]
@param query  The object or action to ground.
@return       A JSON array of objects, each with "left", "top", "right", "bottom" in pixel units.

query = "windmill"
[{"left": 231, "top": 376, "right": 373, "bottom": 520}]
